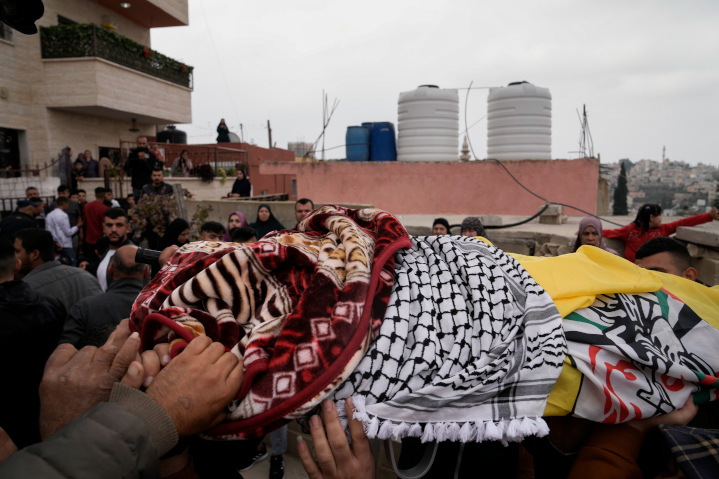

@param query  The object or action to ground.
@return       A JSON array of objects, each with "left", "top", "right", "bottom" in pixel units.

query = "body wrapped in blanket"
[{"left": 129, "top": 206, "right": 719, "bottom": 444}]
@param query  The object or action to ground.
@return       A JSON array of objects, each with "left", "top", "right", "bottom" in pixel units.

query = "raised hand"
[{"left": 297, "top": 398, "right": 375, "bottom": 479}]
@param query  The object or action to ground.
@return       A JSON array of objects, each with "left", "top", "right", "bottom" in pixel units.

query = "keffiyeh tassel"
[{"left": 347, "top": 395, "right": 551, "bottom": 444}]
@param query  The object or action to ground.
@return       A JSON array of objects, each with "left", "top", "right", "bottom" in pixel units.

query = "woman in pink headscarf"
[
  {"left": 223, "top": 211, "right": 249, "bottom": 241},
  {"left": 573, "top": 217, "right": 619, "bottom": 255}
]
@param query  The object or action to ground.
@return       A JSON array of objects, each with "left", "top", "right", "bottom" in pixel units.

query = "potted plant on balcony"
[{"left": 195, "top": 163, "right": 215, "bottom": 183}]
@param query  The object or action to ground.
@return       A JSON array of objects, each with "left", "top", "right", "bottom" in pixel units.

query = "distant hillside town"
[{"left": 603, "top": 158, "right": 719, "bottom": 216}]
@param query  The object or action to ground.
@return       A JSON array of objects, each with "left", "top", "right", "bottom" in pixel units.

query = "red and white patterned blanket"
[{"left": 130, "top": 205, "right": 410, "bottom": 438}]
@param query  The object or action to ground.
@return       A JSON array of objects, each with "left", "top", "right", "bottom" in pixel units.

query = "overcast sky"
[{"left": 151, "top": 0, "right": 719, "bottom": 165}]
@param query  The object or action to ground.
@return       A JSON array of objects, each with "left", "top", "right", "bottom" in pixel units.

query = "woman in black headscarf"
[
  {"left": 228, "top": 169, "right": 251, "bottom": 197},
  {"left": 159, "top": 218, "right": 191, "bottom": 249},
  {"left": 251, "top": 204, "right": 284, "bottom": 239}
]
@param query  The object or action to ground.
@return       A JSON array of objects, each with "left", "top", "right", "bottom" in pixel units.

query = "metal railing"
[{"left": 39, "top": 24, "right": 193, "bottom": 88}]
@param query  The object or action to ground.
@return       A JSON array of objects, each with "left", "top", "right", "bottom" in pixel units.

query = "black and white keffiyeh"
[{"left": 332, "top": 235, "right": 567, "bottom": 443}]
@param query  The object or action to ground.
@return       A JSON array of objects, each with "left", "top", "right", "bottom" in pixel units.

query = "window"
[
  {"left": 0, "top": 22, "right": 13, "bottom": 43},
  {"left": 291, "top": 179, "right": 297, "bottom": 198}
]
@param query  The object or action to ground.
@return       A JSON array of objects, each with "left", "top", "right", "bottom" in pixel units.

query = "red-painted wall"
[{"left": 260, "top": 158, "right": 599, "bottom": 215}]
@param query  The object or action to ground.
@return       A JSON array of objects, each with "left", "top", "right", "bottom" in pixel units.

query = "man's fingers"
[
  {"left": 120, "top": 361, "right": 144, "bottom": 389},
  {"left": 107, "top": 332, "right": 141, "bottom": 381},
  {"left": 154, "top": 343, "right": 171, "bottom": 367},
  {"left": 200, "top": 342, "right": 227, "bottom": 364},
  {"left": 140, "top": 350, "right": 162, "bottom": 387},
  {"left": 321, "top": 400, "right": 352, "bottom": 462},
  {"left": 345, "top": 397, "right": 372, "bottom": 460},
  {"left": 215, "top": 350, "right": 239, "bottom": 373},
  {"left": 109, "top": 319, "right": 132, "bottom": 350},
  {"left": 308, "top": 414, "right": 338, "bottom": 477},
  {"left": 207, "top": 411, "right": 228, "bottom": 430},
  {"left": 226, "top": 359, "right": 245, "bottom": 394},
  {"left": 297, "top": 436, "right": 323, "bottom": 479},
  {"left": 43, "top": 343, "right": 79, "bottom": 373},
  {"left": 182, "top": 335, "right": 213, "bottom": 355}
]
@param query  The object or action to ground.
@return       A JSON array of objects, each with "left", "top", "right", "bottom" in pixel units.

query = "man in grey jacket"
[
  {"left": 16, "top": 228, "right": 102, "bottom": 311},
  {"left": 0, "top": 320, "right": 244, "bottom": 477}
]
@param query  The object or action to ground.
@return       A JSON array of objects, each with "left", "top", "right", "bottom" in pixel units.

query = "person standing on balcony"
[
  {"left": 217, "top": 119, "right": 231, "bottom": 143},
  {"left": 83, "top": 150, "right": 99, "bottom": 178},
  {"left": 124, "top": 136, "right": 160, "bottom": 201},
  {"left": 58, "top": 147, "right": 73, "bottom": 187}
]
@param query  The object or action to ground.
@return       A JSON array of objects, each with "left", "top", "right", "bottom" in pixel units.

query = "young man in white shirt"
[{"left": 45, "top": 196, "right": 83, "bottom": 266}]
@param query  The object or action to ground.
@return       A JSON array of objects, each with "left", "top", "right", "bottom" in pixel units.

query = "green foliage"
[
  {"left": 613, "top": 162, "right": 629, "bottom": 215},
  {"left": 217, "top": 168, "right": 227, "bottom": 186},
  {"left": 39, "top": 24, "right": 193, "bottom": 87}
]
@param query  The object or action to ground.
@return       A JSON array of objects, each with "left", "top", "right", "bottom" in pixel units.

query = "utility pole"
[
  {"left": 240, "top": 123, "right": 244, "bottom": 143},
  {"left": 267, "top": 120, "right": 273, "bottom": 149},
  {"left": 662, "top": 145, "right": 666, "bottom": 162}
]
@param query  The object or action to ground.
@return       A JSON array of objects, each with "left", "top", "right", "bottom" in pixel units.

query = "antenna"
[{"left": 576, "top": 105, "right": 594, "bottom": 158}]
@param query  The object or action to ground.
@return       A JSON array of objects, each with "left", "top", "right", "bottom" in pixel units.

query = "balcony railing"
[{"left": 39, "top": 24, "right": 193, "bottom": 88}]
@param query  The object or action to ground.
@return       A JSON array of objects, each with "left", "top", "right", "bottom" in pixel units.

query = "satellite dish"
[{"left": 228, "top": 132, "right": 241, "bottom": 143}]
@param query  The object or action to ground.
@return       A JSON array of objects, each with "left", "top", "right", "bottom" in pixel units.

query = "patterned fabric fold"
[
  {"left": 331, "top": 235, "right": 567, "bottom": 444},
  {"left": 130, "top": 205, "right": 411, "bottom": 438},
  {"left": 564, "top": 289, "right": 719, "bottom": 424}
]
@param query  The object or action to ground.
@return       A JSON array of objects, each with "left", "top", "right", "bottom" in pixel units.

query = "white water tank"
[
  {"left": 397, "top": 85, "right": 459, "bottom": 162},
  {"left": 487, "top": 81, "right": 551, "bottom": 160}
]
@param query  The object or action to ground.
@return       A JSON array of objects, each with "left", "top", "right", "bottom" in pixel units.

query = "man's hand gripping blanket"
[{"left": 130, "top": 205, "right": 411, "bottom": 439}]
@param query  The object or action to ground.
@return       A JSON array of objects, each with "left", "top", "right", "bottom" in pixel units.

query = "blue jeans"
[
  {"left": 270, "top": 425, "right": 287, "bottom": 455},
  {"left": 60, "top": 247, "right": 77, "bottom": 266}
]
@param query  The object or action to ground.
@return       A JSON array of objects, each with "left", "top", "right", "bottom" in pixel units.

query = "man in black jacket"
[
  {"left": 124, "top": 136, "right": 160, "bottom": 201},
  {"left": 60, "top": 245, "right": 147, "bottom": 347},
  {"left": 0, "top": 200, "right": 37, "bottom": 241},
  {"left": 0, "top": 238, "right": 65, "bottom": 449}
]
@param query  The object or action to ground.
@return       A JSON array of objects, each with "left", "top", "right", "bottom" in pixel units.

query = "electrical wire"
[
  {"left": 448, "top": 204, "right": 551, "bottom": 231},
  {"left": 463, "top": 81, "right": 625, "bottom": 227}
]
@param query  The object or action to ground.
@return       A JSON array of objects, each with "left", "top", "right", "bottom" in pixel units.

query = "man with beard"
[
  {"left": 59, "top": 245, "right": 148, "bottom": 347},
  {"left": 79, "top": 208, "right": 133, "bottom": 292},
  {"left": 16, "top": 229, "right": 101, "bottom": 312}
]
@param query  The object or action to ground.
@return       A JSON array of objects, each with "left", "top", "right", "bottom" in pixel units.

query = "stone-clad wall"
[{"left": 0, "top": 0, "right": 188, "bottom": 170}]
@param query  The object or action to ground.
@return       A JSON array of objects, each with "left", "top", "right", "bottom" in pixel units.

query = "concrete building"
[{"left": 0, "top": 0, "right": 191, "bottom": 174}]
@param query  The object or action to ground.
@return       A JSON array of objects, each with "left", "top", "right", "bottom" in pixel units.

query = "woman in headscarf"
[
  {"left": 223, "top": 211, "right": 249, "bottom": 242},
  {"left": 228, "top": 169, "right": 251, "bottom": 197},
  {"left": 603, "top": 203, "right": 718, "bottom": 263},
  {"left": 251, "top": 204, "right": 284, "bottom": 239},
  {"left": 159, "top": 218, "right": 191, "bottom": 249},
  {"left": 573, "top": 217, "right": 618, "bottom": 255},
  {"left": 432, "top": 218, "right": 450, "bottom": 235}
]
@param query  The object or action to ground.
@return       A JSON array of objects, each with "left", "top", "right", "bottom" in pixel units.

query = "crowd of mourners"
[{"left": 0, "top": 157, "right": 718, "bottom": 478}]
